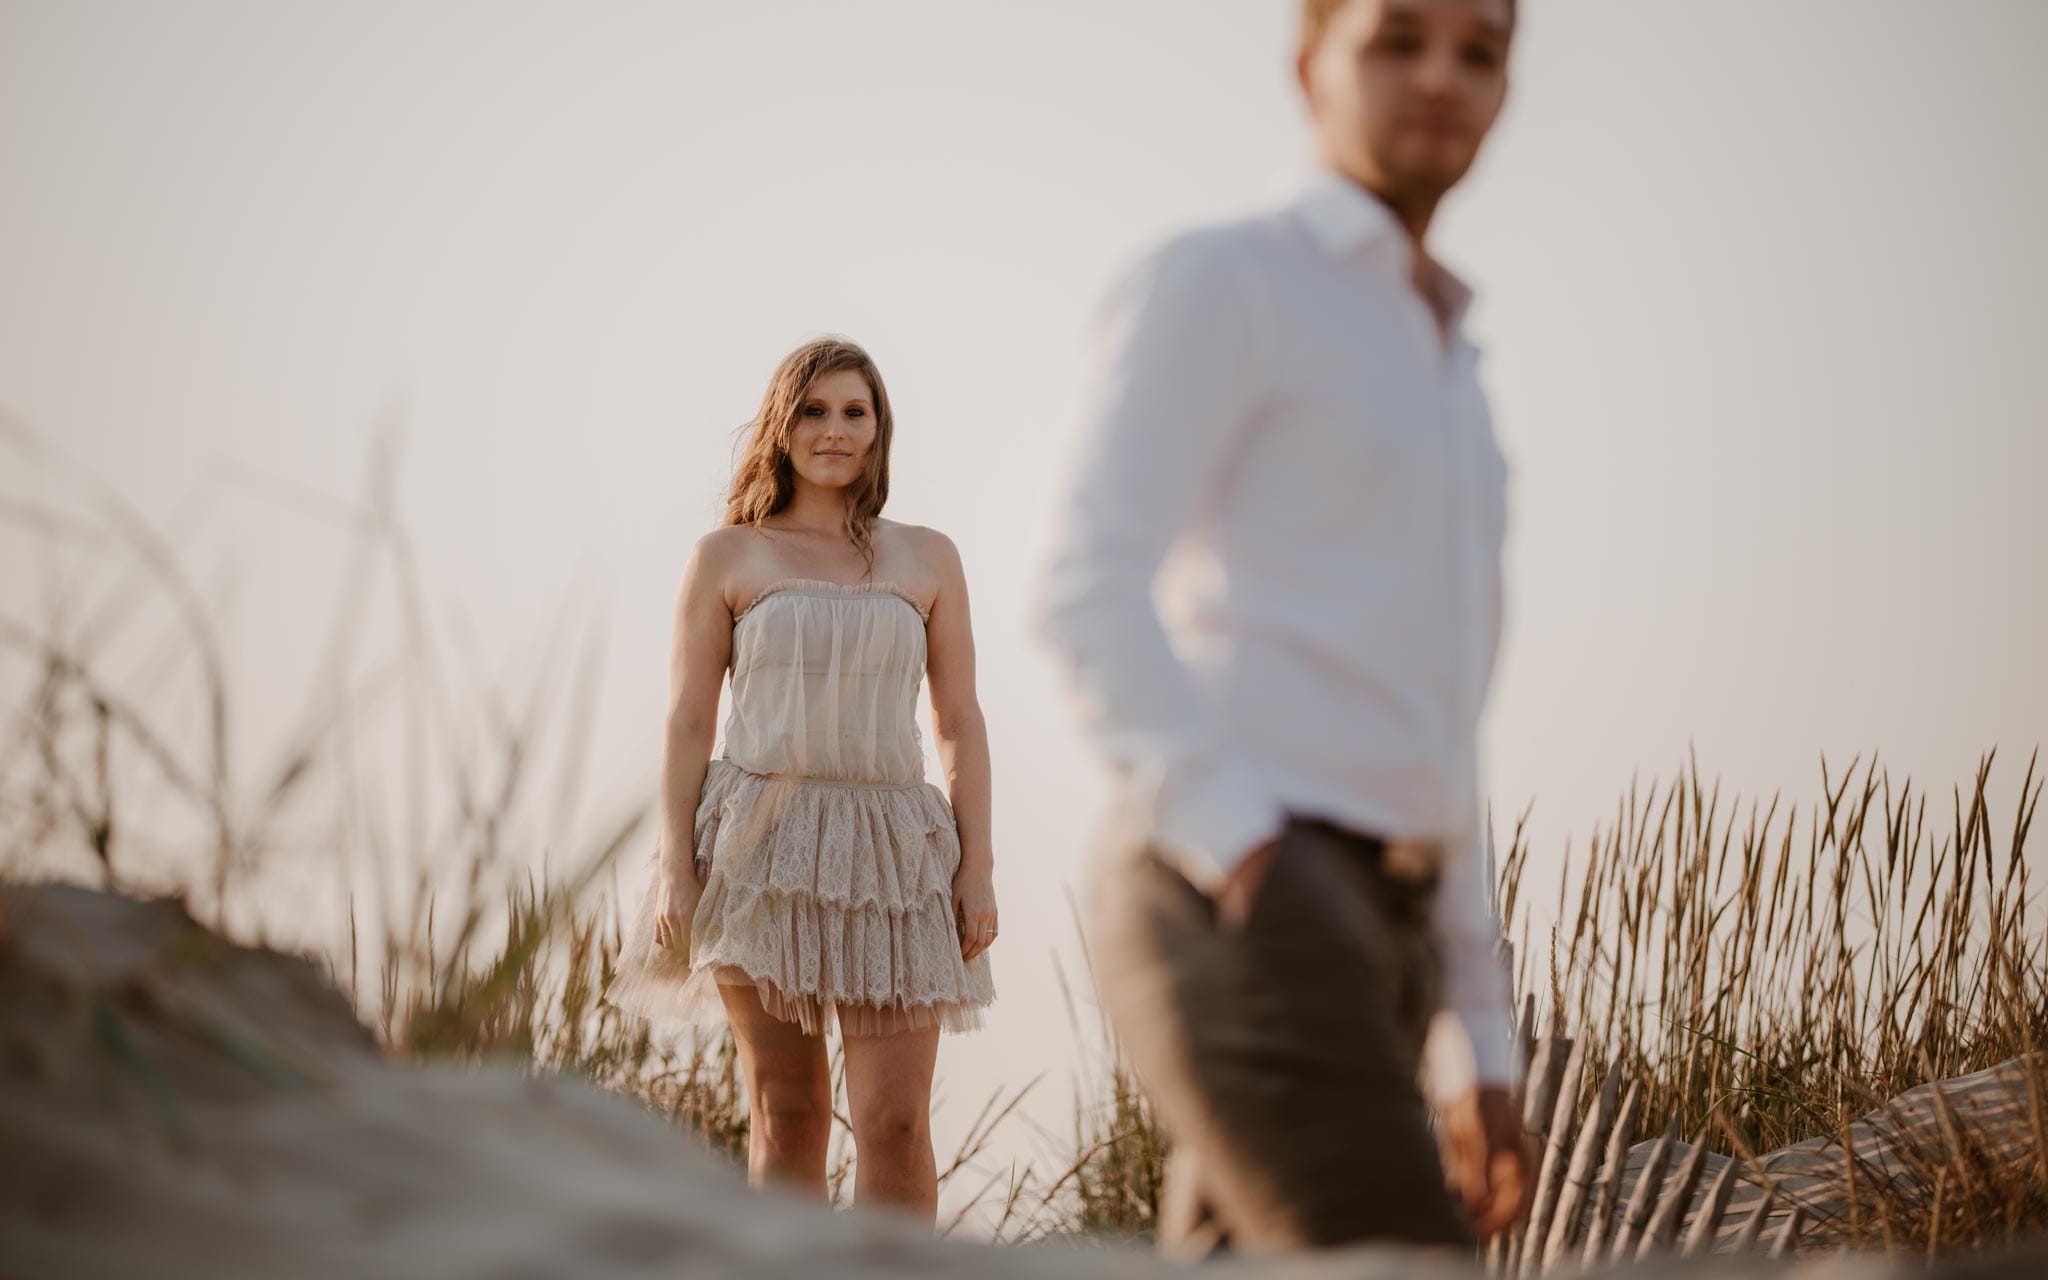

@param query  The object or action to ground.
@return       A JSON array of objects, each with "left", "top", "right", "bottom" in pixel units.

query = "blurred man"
[{"left": 1036, "top": 0, "right": 1533, "bottom": 1254}]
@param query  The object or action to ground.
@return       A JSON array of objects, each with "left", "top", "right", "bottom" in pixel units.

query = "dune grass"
[
  {"left": 1500, "top": 749, "right": 2045, "bottom": 1147},
  {"left": 2, "top": 431, "right": 2041, "bottom": 1256},
  {"left": 1493, "top": 749, "right": 2046, "bottom": 1255}
]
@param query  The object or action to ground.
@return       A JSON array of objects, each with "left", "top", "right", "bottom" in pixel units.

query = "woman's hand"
[
  {"left": 653, "top": 859, "right": 703, "bottom": 952},
  {"left": 953, "top": 859, "right": 998, "bottom": 961}
]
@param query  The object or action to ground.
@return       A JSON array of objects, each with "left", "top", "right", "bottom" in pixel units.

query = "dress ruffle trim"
[
  {"left": 605, "top": 759, "right": 996, "bottom": 1037},
  {"left": 735, "top": 577, "right": 931, "bottom": 624}
]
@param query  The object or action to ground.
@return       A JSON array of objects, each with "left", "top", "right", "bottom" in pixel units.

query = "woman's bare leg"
[
  {"left": 841, "top": 1019, "right": 941, "bottom": 1221},
  {"left": 720, "top": 984, "right": 831, "bottom": 1197}
]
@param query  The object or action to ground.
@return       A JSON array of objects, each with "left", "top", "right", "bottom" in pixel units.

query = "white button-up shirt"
[{"left": 1036, "top": 170, "right": 1516, "bottom": 1082}]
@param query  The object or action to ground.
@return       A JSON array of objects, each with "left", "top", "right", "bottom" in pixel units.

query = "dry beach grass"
[{"left": 1, "top": 429, "right": 2041, "bottom": 1259}]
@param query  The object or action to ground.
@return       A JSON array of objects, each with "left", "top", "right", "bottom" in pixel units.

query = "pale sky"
[{"left": 4, "top": 0, "right": 2046, "bottom": 1214}]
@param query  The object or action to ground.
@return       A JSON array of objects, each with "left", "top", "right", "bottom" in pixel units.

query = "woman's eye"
[
  {"left": 846, "top": 407, "right": 864, "bottom": 418},
  {"left": 803, "top": 405, "right": 824, "bottom": 416}
]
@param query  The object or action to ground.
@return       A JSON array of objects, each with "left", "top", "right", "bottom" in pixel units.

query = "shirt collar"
[
  {"left": 1296, "top": 168, "right": 1403, "bottom": 259},
  {"left": 1294, "top": 168, "right": 1477, "bottom": 333}
]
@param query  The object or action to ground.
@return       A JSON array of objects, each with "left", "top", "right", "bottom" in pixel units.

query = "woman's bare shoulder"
[
  {"left": 684, "top": 525, "right": 770, "bottom": 614},
  {"left": 874, "top": 521, "right": 958, "bottom": 574},
  {"left": 874, "top": 524, "right": 963, "bottom": 615},
  {"left": 693, "top": 524, "right": 762, "bottom": 559},
  {"left": 874, "top": 518, "right": 956, "bottom": 555}
]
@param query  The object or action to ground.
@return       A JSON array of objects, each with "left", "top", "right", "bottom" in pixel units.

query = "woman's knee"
[
  {"left": 750, "top": 1071, "right": 830, "bottom": 1149},
  {"left": 850, "top": 1098, "right": 930, "bottom": 1151}
]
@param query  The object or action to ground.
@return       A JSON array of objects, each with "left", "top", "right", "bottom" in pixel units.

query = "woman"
[{"left": 608, "top": 336, "right": 998, "bottom": 1221}]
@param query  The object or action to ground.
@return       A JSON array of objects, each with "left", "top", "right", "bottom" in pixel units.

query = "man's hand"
[
  {"left": 1439, "top": 1085, "right": 1535, "bottom": 1236},
  {"left": 1212, "top": 837, "right": 1281, "bottom": 932}
]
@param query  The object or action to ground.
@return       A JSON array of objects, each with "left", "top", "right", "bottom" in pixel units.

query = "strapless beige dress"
[{"left": 607, "top": 578, "right": 996, "bottom": 1037}]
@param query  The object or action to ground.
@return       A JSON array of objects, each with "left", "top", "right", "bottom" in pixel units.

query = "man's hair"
[{"left": 1301, "top": 0, "right": 1516, "bottom": 52}]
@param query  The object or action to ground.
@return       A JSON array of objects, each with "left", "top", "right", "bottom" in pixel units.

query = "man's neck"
[
  {"left": 1328, "top": 164, "right": 1458, "bottom": 339},
  {"left": 1384, "top": 190, "right": 1439, "bottom": 248},
  {"left": 1328, "top": 162, "right": 1441, "bottom": 252}
]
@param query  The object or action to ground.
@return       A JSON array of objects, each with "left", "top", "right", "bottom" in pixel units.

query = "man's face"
[{"left": 1300, "top": 0, "right": 1511, "bottom": 203}]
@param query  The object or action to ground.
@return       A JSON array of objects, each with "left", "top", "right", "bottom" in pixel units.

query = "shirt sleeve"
[
  {"left": 1436, "top": 817, "right": 1518, "bottom": 1086},
  {"left": 1442, "top": 414, "right": 1518, "bottom": 1087},
  {"left": 1034, "top": 231, "right": 1286, "bottom": 891}
]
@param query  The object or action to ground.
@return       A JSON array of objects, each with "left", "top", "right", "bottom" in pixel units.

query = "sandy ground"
[{"left": 2, "top": 882, "right": 2038, "bottom": 1279}]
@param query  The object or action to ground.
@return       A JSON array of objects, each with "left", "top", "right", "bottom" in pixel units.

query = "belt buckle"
[{"left": 1379, "top": 837, "right": 1443, "bottom": 887}]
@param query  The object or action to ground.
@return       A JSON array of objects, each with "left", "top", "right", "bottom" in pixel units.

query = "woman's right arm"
[{"left": 653, "top": 535, "right": 736, "bottom": 947}]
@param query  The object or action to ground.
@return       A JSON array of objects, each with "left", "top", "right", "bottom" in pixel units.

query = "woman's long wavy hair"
[{"left": 724, "top": 337, "right": 895, "bottom": 569}]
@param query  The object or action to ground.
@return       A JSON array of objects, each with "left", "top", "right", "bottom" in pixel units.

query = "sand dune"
[{"left": 1, "top": 883, "right": 2037, "bottom": 1279}]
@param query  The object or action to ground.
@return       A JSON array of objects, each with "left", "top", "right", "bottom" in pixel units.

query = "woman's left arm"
[{"left": 923, "top": 530, "right": 997, "bottom": 962}]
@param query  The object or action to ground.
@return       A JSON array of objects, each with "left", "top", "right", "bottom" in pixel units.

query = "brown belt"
[{"left": 1286, "top": 815, "right": 1445, "bottom": 889}]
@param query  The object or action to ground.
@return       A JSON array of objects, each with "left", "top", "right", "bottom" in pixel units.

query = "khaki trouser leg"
[{"left": 1090, "top": 818, "right": 1471, "bottom": 1253}]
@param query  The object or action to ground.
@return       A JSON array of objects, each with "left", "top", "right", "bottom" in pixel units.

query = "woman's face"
[{"left": 786, "top": 367, "right": 878, "bottom": 492}]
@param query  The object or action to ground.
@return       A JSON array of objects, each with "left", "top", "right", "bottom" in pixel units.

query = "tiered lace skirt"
[{"left": 607, "top": 759, "right": 996, "bottom": 1037}]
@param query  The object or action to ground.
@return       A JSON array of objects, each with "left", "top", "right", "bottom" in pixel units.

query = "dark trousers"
[{"left": 1090, "top": 814, "right": 1473, "bottom": 1255}]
